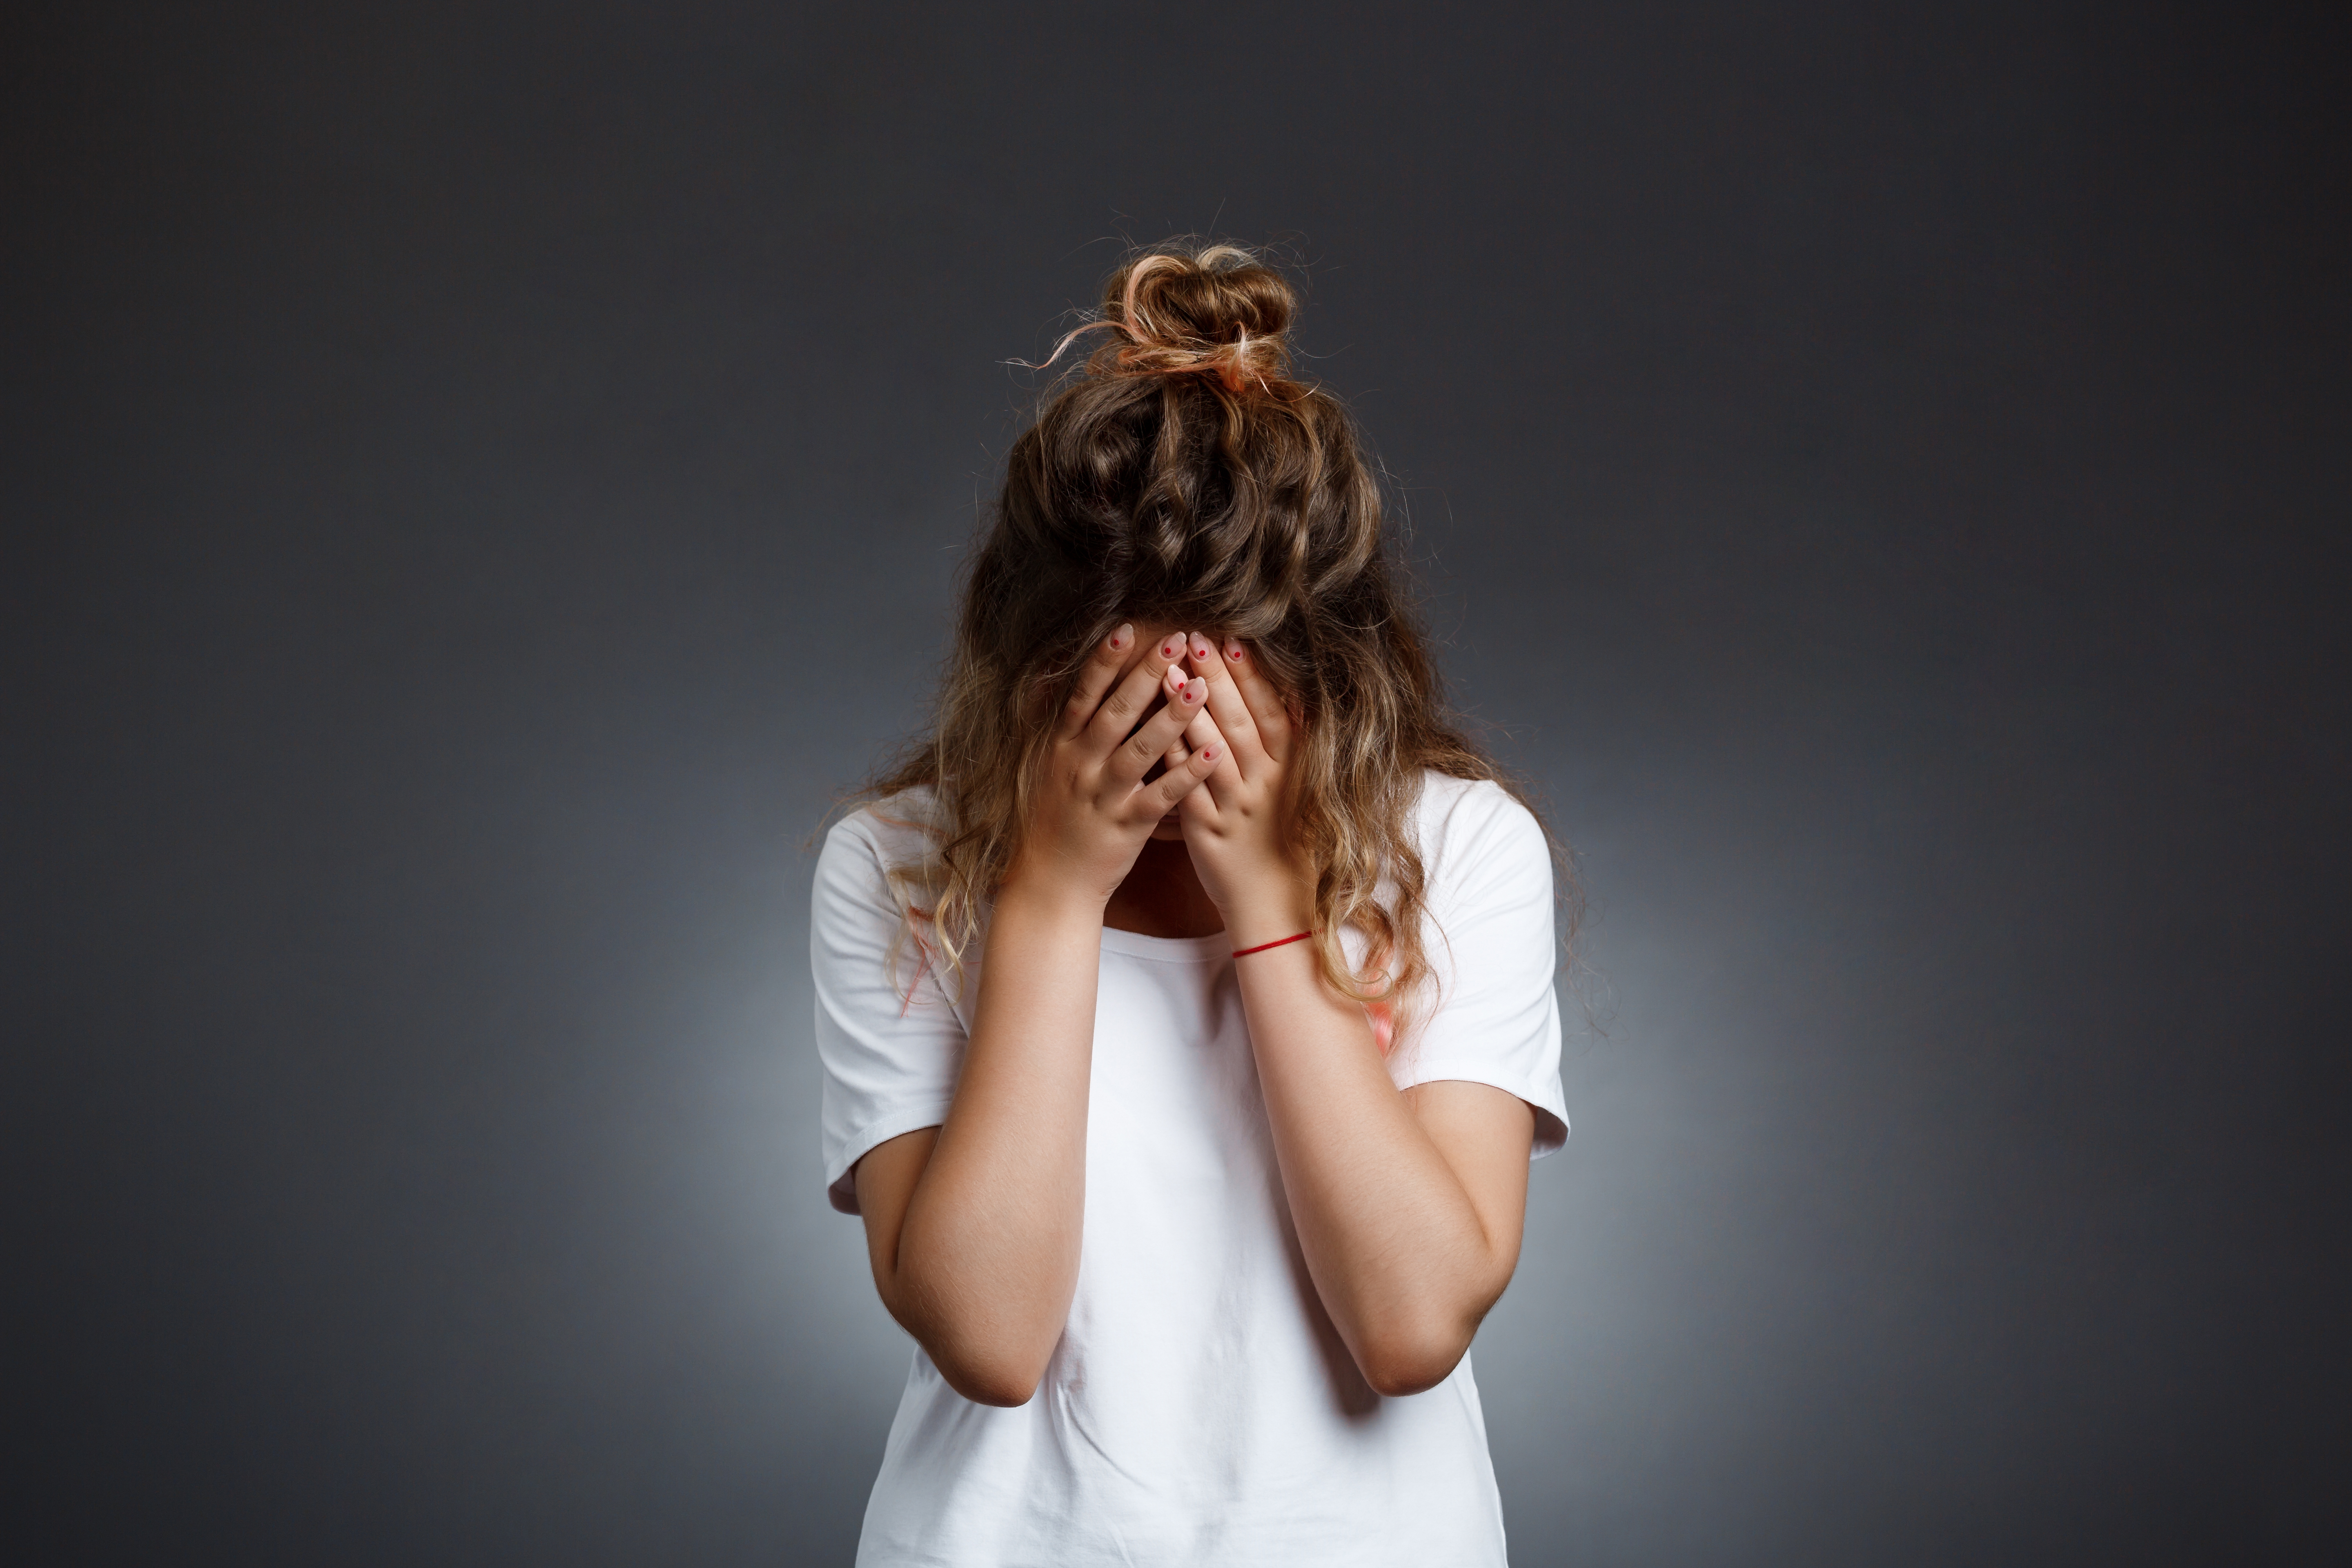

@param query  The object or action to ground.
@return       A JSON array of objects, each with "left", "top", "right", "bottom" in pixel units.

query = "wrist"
[
  {"left": 1219, "top": 869, "right": 1316, "bottom": 952},
  {"left": 997, "top": 855, "right": 1113, "bottom": 927}
]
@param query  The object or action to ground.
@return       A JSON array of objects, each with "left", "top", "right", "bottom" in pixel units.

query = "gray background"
[{"left": 8, "top": 2, "right": 2345, "bottom": 1563}]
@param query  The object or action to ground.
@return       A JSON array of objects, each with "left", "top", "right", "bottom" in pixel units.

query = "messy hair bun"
[
  {"left": 996, "top": 241, "right": 1349, "bottom": 641},
  {"left": 1047, "top": 244, "right": 1300, "bottom": 396},
  {"left": 870, "top": 239, "right": 1567, "bottom": 1041}
]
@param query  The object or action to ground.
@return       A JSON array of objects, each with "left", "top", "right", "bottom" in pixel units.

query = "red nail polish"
[
  {"left": 1226, "top": 643, "right": 1244, "bottom": 661},
  {"left": 1203, "top": 744, "right": 1220, "bottom": 761}
]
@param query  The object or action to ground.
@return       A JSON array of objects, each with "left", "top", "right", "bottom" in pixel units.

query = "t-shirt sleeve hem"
[
  {"left": 1390, "top": 1062, "right": 1570, "bottom": 1159},
  {"left": 825, "top": 1102, "right": 955, "bottom": 1215}
]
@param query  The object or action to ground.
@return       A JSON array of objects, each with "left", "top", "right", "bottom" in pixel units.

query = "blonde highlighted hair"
[{"left": 860, "top": 240, "right": 1569, "bottom": 1042}]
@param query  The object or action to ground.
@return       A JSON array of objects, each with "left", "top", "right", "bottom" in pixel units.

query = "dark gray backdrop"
[{"left": 8, "top": 2, "right": 2345, "bottom": 1564}]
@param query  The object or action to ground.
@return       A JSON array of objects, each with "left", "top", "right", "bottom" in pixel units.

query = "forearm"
[
  {"left": 1231, "top": 899, "right": 1521, "bottom": 1394},
  {"left": 888, "top": 877, "right": 1104, "bottom": 1403}
]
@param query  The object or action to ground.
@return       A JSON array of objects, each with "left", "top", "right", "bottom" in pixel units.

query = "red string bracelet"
[{"left": 1232, "top": 930, "right": 1314, "bottom": 958}]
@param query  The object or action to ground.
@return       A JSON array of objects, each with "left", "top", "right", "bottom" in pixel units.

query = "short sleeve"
[
  {"left": 1389, "top": 778, "right": 1570, "bottom": 1157},
  {"left": 812, "top": 809, "right": 971, "bottom": 1213}
]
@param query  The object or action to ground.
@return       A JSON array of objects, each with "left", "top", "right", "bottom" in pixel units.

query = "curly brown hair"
[{"left": 860, "top": 240, "right": 1569, "bottom": 1042}]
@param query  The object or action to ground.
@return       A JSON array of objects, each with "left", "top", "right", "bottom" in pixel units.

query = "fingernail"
[
  {"left": 1191, "top": 635, "right": 1213, "bottom": 662},
  {"left": 1183, "top": 679, "right": 1203, "bottom": 703},
  {"left": 1160, "top": 637, "right": 1180, "bottom": 659},
  {"left": 1203, "top": 743, "right": 1220, "bottom": 761},
  {"left": 1109, "top": 623, "right": 1131, "bottom": 650},
  {"left": 1225, "top": 639, "right": 1245, "bottom": 662}
]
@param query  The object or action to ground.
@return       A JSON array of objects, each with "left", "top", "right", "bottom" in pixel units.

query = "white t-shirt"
[{"left": 813, "top": 771, "right": 1568, "bottom": 1568}]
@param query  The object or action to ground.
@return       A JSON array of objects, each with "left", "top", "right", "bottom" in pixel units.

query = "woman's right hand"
[
  {"left": 866, "top": 624, "right": 1219, "bottom": 1406},
  {"left": 1006, "top": 624, "right": 1224, "bottom": 905}
]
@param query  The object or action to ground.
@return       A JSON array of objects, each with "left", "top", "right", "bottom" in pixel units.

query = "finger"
[
  {"left": 1165, "top": 727, "right": 1218, "bottom": 821},
  {"left": 1221, "top": 637, "right": 1293, "bottom": 762},
  {"left": 1149, "top": 732, "right": 1222, "bottom": 815},
  {"left": 1183, "top": 633, "right": 1268, "bottom": 779},
  {"left": 1105, "top": 667, "right": 1205, "bottom": 784},
  {"left": 1084, "top": 633, "right": 1183, "bottom": 758},
  {"left": 1057, "top": 624, "right": 1137, "bottom": 742},
  {"left": 1156, "top": 728, "right": 1192, "bottom": 791},
  {"left": 1177, "top": 707, "right": 1239, "bottom": 808}
]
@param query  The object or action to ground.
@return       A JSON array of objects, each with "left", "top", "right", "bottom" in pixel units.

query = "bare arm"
[
  {"left": 1170, "top": 633, "right": 1539, "bottom": 1396},
  {"left": 852, "top": 628, "right": 1221, "bottom": 1406},
  {"left": 1231, "top": 947, "right": 1535, "bottom": 1395}
]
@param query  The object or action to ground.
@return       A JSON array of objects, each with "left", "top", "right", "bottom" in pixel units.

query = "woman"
[{"left": 813, "top": 242, "right": 1569, "bottom": 1566}]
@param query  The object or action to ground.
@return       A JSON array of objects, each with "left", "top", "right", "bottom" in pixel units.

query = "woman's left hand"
[{"left": 1158, "top": 633, "right": 1315, "bottom": 947}]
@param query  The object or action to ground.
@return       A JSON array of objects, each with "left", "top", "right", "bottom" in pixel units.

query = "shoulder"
[
  {"left": 1411, "top": 771, "right": 1548, "bottom": 881},
  {"left": 815, "top": 786, "right": 947, "bottom": 912},
  {"left": 822, "top": 785, "right": 943, "bottom": 859}
]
